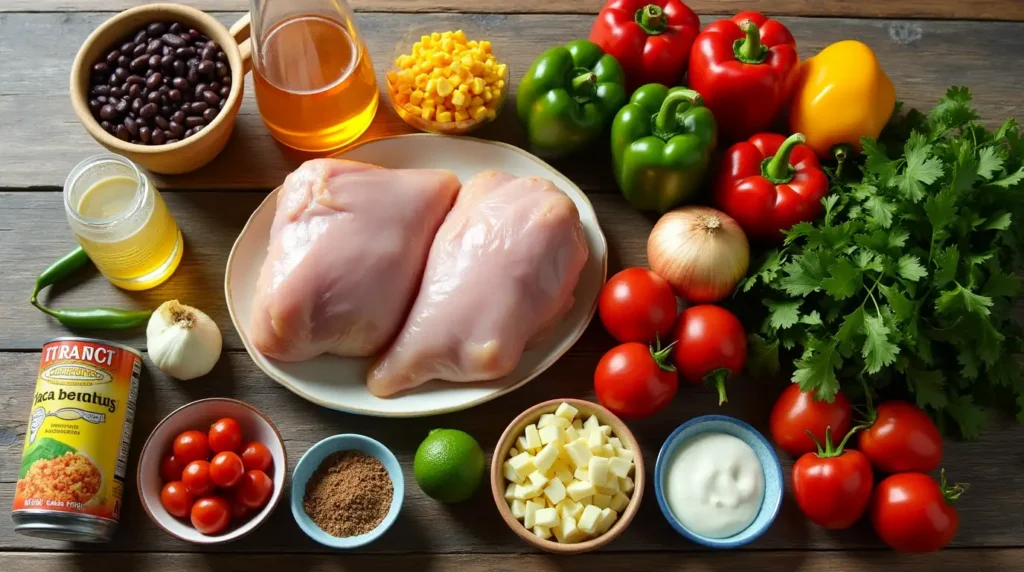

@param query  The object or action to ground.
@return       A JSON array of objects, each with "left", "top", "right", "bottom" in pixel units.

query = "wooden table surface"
[{"left": 2, "top": 0, "right": 1024, "bottom": 570}]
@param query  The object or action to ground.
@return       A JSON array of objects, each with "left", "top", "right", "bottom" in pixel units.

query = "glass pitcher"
[{"left": 246, "top": 0, "right": 378, "bottom": 152}]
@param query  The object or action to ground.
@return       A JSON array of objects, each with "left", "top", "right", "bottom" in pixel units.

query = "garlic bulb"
[{"left": 147, "top": 300, "right": 222, "bottom": 380}]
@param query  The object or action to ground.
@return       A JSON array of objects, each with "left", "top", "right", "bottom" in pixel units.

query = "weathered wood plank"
[
  {"left": 2, "top": 0, "right": 1023, "bottom": 22},
  {"left": 2, "top": 13, "right": 1024, "bottom": 190},
  {"left": 0, "top": 351, "right": 1022, "bottom": 553},
  {"left": 3, "top": 549, "right": 1024, "bottom": 571},
  {"left": 0, "top": 190, "right": 648, "bottom": 352}
]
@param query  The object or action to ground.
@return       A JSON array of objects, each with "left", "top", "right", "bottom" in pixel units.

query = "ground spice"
[{"left": 303, "top": 450, "right": 394, "bottom": 537}]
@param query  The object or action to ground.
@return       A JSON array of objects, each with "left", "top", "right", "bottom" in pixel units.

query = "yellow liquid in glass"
[{"left": 75, "top": 176, "right": 182, "bottom": 290}]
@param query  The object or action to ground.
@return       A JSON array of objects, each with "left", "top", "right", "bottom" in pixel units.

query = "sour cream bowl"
[{"left": 654, "top": 415, "right": 783, "bottom": 549}]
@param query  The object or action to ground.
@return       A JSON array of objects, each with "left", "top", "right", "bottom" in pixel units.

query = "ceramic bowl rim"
[
  {"left": 289, "top": 433, "right": 405, "bottom": 549},
  {"left": 653, "top": 414, "right": 783, "bottom": 549}
]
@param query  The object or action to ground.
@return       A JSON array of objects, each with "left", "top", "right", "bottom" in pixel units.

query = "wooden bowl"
[
  {"left": 70, "top": 4, "right": 252, "bottom": 174},
  {"left": 490, "top": 398, "right": 645, "bottom": 554}
]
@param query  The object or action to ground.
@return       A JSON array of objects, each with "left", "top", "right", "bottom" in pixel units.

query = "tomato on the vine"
[
  {"left": 871, "top": 470, "right": 964, "bottom": 553},
  {"left": 770, "top": 384, "right": 852, "bottom": 457},
  {"left": 594, "top": 341, "right": 678, "bottom": 419},
  {"left": 859, "top": 401, "right": 942, "bottom": 474},
  {"left": 792, "top": 427, "right": 873, "bottom": 529},
  {"left": 598, "top": 267, "right": 678, "bottom": 344},
  {"left": 673, "top": 304, "right": 746, "bottom": 404}
]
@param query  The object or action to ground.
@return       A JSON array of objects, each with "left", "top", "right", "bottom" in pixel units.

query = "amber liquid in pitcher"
[{"left": 253, "top": 15, "right": 378, "bottom": 152}]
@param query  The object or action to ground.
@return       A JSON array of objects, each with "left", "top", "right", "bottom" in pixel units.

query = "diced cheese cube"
[
  {"left": 508, "top": 447, "right": 519, "bottom": 458},
  {"left": 594, "top": 477, "right": 619, "bottom": 496},
  {"left": 504, "top": 482, "right": 516, "bottom": 500},
  {"left": 557, "top": 499, "right": 582, "bottom": 520},
  {"left": 525, "top": 424, "right": 542, "bottom": 451},
  {"left": 534, "top": 442, "right": 560, "bottom": 474},
  {"left": 533, "top": 525, "right": 551, "bottom": 540},
  {"left": 553, "top": 516, "right": 574, "bottom": 543},
  {"left": 608, "top": 456, "right": 632, "bottom": 479},
  {"left": 609, "top": 437, "right": 622, "bottom": 449},
  {"left": 554, "top": 463, "right": 574, "bottom": 485},
  {"left": 601, "top": 444, "right": 616, "bottom": 458},
  {"left": 588, "top": 456, "right": 610, "bottom": 486},
  {"left": 596, "top": 507, "right": 618, "bottom": 534},
  {"left": 511, "top": 499, "right": 527, "bottom": 519},
  {"left": 592, "top": 493, "right": 611, "bottom": 509},
  {"left": 509, "top": 452, "right": 536, "bottom": 480},
  {"left": 610, "top": 491, "right": 630, "bottom": 512},
  {"left": 587, "top": 427, "right": 605, "bottom": 453},
  {"left": 528, "top": 471, "right": 549, "bottom": 489},
  {"left": 556, "top": 443, "right": 574, "bottom": 465},
  {"left": 517, "top": 436, "right": 529, "bottom": 453},
  {"left": 534, "top": 507, "right": 560, "bottom": 528},
  {"left": 616, "top": 448, "right": 635, "bottom": 463},
  {"left": 537, "top": 413, "right": 558, "bottom": 428},
  {"left": 555, "top": 402, "right": 578, "bottom": 421},
  {"left": 566, "top": 479, "right": 597, "bottom": 502},
  {"left": 619, "top": 476, "right": 635, "bottom": 494},
  {"left": 553, "top": 416, "right": 571, "bottom": 429},
  {"left": 579, "top": 494, "right": 594, "bottom": 507},
  {"left": 543, "top": 477, "right": 566, "bottom": 505},
  {"left": 577, "top": 505, "right": 602, "bottom": 535},
  {"left": 583, "top": 415, "right": 600, "bottom": 436},
  {"left": 599, "top": 425, "right": 613, "bottom": 437},
  {"left": 515, "top": 482, "right": 544, "bottom": 500},
  {"left": 538, "top": 425, "right": 562, "bottom": 446},
  {"left": 573, "top": 467, "right": 589, "bottom": 481},
  {"left": 563, "top": 426, "right": 580, "bottom": 443},
  {"left": 524, "top": 499, "right": 545, "bottom": 528},
  {"left": 503, "top": 461, "right": 523, "bottom": 484},
  {"left": 565, "top": 439, "right": 593, "bottom": 468},
  {"left": 572, "top": 419, "right": 583, "bottom": 431}
]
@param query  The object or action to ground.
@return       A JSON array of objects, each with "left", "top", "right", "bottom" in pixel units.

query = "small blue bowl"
[
  {"left": 654, "top": 415, "right": 783, "bottom": 549},
  {"left": 291, "top": 434, "right": 404, "bottom": 549}
]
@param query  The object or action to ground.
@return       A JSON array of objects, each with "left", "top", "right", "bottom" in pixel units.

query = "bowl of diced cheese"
[{"left": 490, "top": 399, "right": 643, "bottom": 553}]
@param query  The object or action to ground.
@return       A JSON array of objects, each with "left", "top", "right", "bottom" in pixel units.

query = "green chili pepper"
[{"left": 31, "top": 246, "right": 153, "bottom": 330}]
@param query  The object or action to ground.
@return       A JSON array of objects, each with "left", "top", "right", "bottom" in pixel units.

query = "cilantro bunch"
[{"left": 741, "top": 87, "right": 1024, "bottom": 438}]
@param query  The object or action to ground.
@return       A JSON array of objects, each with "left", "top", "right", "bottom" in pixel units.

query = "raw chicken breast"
[
  {"left": 250, "top": 159, "right": 460, "bottom": 361},
  {"left": 368, "top": 170, "right": 589, "bottom": 397}
]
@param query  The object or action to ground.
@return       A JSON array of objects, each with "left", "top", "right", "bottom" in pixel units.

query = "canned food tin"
[{"left": 12, "top": 337, "right": 142, "bottom": 543}]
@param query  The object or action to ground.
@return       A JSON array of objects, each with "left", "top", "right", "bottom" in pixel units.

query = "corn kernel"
[
  {"left": 431, "top": 32, "right": 441, "bottom": 42},
  {"left": 410, "top": 90, "right": 424, "bottom": 105},
  {"left": 471, "top": 105, "right": 488, "bottom": 121},
  {"left": 484, "top": 59, "right": 494, "bottom": 71},
  {"left": 396, "top": 55, "right": 413, "bottom": 69},
  {"left": 436, "top": 77, "right": 454, "bottom": 97},
  {"left": 398, "top": 84, "right": 413, "bottom": 95},
  {"left": 437, "top": 110, "right": 453, "bottom": 122},
  {"left": 425, "top": 78, "right": 436, "bottom": 94},
  {"left": 453, "top": 30, "right": 467, "bottom": 43},
  {"left": 404, "top": 104, "right": 422, "bottom": 116},
  {"left": 451, "top": 90, "right": 467, "bottom": 107},
  {"left": 414, "top": 73, "right": 429, "bottom": 90},
  {"left": 441, "top": 38, "right": 454, "bottom": 53},
  {"left": 496, "top": 79, "right": 506, "bottom": 89},
  {"left": 482, "top": 88, "right": 492, "bottom": 102},
  {"left": 450, "top": 60, "right": 462, "bottom": 74},
  {"left": 431, "top": 52, "right": 447, "bottom": 67},
  {"left": 421, "top": 106, "right": 434, "bottom": 120},
  {"left": 470, "top": 96, "right": 484, "bottom": 107},
  {"left": 394, "top": 92, "right": 409, "bottom": 105},
  {"left": 455, "top": 109, "right": 469, "bottom": 122},
  {"left": 458, "top": 84, "right": 470, "bottom": 94},
  {"left": 480, "top": 40, "right": 492, "bottom": 53},
  {"left": 487, "top": 108, "right": 497, "bottom": 119},
  {"left": 495, "top": 63, "right": 507, "bottom": 78}
]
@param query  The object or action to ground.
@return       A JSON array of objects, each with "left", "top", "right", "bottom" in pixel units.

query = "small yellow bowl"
[{"left": 386, "top": 26, "right": 509, "bottom": 136}]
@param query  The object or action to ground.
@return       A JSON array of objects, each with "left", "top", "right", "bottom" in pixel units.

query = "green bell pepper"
[
  {"left": 611, "top": 84, "right": 718, "bottom": 213},
  {"left": 516, "top": 40, "right": 627, "bottom": 159}
]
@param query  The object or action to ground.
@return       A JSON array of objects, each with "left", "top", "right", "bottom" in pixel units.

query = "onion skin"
[{"left": 647, "top": 206, "right": 750, "bottom": 303}]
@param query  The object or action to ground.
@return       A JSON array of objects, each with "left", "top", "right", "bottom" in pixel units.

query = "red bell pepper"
[
  {"left": 713, "top": 133, "right": 829, "bottom": 241},
  {"left": 590, "top": 0, "right": 701, "bottom": 91},
  {"left": 688, "top": 11, "right": 799, "bottom": 141}
]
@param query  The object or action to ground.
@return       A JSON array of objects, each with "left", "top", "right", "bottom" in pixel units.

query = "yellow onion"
[{"left": 647, "top": 206, "right": 749, "bottom": 303}]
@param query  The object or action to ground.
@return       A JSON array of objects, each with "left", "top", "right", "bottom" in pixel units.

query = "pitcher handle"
[{"left": 230, "top": 12, "right": 253, "bottom": 75}]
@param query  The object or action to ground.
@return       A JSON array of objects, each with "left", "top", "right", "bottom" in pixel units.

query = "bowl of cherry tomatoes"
[{"left": 137, "top": 398, "right": 286, "bottom": 544}]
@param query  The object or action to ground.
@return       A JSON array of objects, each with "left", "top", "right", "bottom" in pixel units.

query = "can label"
[{"left": 13, "top": 338, "right": 141, "bottom": 523}]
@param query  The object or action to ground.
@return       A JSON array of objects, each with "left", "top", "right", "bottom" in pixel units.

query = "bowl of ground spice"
[{"left": 291, "top": 434, "right": 404, "bottom": 548}]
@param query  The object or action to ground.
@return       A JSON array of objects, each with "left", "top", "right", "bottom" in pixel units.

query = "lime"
[{"left": 413, "top": 428, "right": 486, "bottom": 503}]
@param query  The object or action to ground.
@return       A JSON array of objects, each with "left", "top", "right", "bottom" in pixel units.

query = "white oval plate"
[{"left": 225, "top": 134, "right": 608, "bottom": 417}]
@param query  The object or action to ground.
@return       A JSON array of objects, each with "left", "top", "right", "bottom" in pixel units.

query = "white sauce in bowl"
[{"left": 664, "top": 432, "right": 764, "bottom": 538}]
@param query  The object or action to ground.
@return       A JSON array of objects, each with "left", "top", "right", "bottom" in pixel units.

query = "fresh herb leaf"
[
  {"left": 935, "top": 284, "right": 993, "bottom": 317},
  {"left": 897, "top": 255, "right": 928, "bottom": 282},
  {"left": 988, "top": 167, "right": 1024, "bottom": 189},
  {"left": 765, "top": 299, "right": 802, "bottom": 331},
  {"left": 779, "top": 252, "right": 829, "bottom": 296},
  {"left": 933, "top": 246, "right": 960, "bottom": 287},
  {"left": 977, "top": 146, "right": 1003, "bottom": 180},
  {"left": 906, "top": 366, "right": 948, "bottom": 410},
  {"left": 822, "top": 258, "right": 863, "bottom": 300},
  {"left": 899, "top": 133, "right": 945, "bottom": 201},
  {"left": 945, "top": 393, "right": 987, "bottom": 440},
  {"left": 863, "top": 313, "right": 900, "bottom": 373},
  {"left": 864, "top": 195, "right": 896, "bottom": 228},
  {"left": 793, "top": 340, "right": 843, "bottom": 402}
]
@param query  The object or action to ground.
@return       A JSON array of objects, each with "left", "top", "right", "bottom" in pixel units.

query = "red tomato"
[
  {"left": 209, "top": 451, "right": 245, "bottom": 488},
  {"left": 159, "top": 481, "right": 193, "bottom": 518},
  {"left": 208, "top": 418, "right": 243, "bottom": 454},
  {"left": 792, "top": 430, "right": 874, "bottom": 529},
  {"left": 227, "top": 486, "right": 251, "bottom": 520},
  {"left": 237, "top": 470, "right": 274, "bottom": 509},
  {"left": 598, "top": 267, "right": 678, "bottom": 344},
  {"left": 594, "top": 342, "right": 678, "bottom": 419},
  {"left": 859, "top": 401, "right": 942, "bottom": 473},
  {"left": 160, "top": 454, "right": 186, "bottom": 483},
  {"left": 673, "top": 304, "right": 746, "bottom": 404},
  {"left": 182, "top": 460, "right": 215, "bottom": 496},
  {"left": 770, "top": 384, "right": 853, "bottom": 457},
  {"left": 173, "top": 430, "right": 210, "bottom": 465},
  {"left": 871, "top": 471, "right": 963, "bottom": 553},
  {"left": 190, "top": 496, "right": 231, "bottom": 535},
  {"left": 240, "top": 442, "right": 273, "bottom": 473}
]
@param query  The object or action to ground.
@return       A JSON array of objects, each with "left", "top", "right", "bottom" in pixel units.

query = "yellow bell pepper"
[{"left": 787, "top": 40, "right": 896, "bottom": 160}]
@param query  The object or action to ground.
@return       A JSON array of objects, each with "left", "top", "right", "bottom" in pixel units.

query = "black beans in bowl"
[{"left": 87, "top": 20, "right": 232, "bottom": 146}]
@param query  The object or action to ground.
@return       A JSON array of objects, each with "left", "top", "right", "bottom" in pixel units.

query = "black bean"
[
  {"left": 115, "top": 124, "right": 131, "bottom": 141},
  {"left": 194, "top": 83, "right": 207, "bottom": 98},
  {"left": 158, "top": 54, "right": 174, "bottom": 71},
  {"left": 127, "top": 74, "right": 146, "bottom": 86},
  {"left": 198, "top": 60, "right": 215, "bottom": 76},
  {"left": 128, "top": 84, "right": 141, "bottom": 98},
  {"left": 173, "top": 59, "right": 186, "bottom": 77},
  {"left": 188, "top": 28, "right": 199, "bottom": 38},
  {"left": 90, "top": 83, "right": 109, "bottom": 95},
  {"left": 124, "top": 117, "right": 139, "bottom": 136},
  {"left": 160, "top": 105, "right": 173, "bottom": 117},
  {"left": 147, "top": 22, "right": 165, "bottom": 36},
  {"left": 169, "top": 77, "right": 186, "bottom": 91},
  {"left": 210, "top": 81, "right": 221, "bottom": 91},
  {"left": 131, "top": 98, "right": 142, "bottom": 113},
  {"left": 139, "top": 102, "right": 158, "bottom": 118},
  {"left": 179, "top": 102, "right": 191, "bottom": 114},
  {"left": 169, "top": 121, "right": 184, "bottom": 137},
  {"left": 146, "top": 39, "right": 163, "bottom": 54},
  {"left": 118, "top": 55, "right": 130, "bottom": 68},
  {"left": 161, "top": 33, "right": 185, "bottom": 48},
  {"left": 148, "top": 54, "right": 162, "bottom": 69},
  {"left": 166, "top": 138, "right": 181, "bottom": 144},
  {"left": 139, "top": 126, "right": 151, "bottom": 143},
  {"left": 219, "top": 86, "right": 229, "bottom": 98},
  {"left": 162, "top": 44, "right": 173, "bottom": 57},
  {"left": 218, "top": 99, "right": 225, "bottom": 110},
  {"left": 100, "top": 120, "right": 112, "bottom": 131},
  {"left": 202, "top": 90, "right": 220, "bottom": 105},
  {"left": 146, "top": 73, "right": 162, "bottom": 89},
  {"left": 185, "top": 116, "right": 204, "bottom": 128},
  {"left": 105, "top": 50, "right": 119, "bottom": 65},
  {"left": 176, "top": 46, "right": 195, "bottom": 59},
  {"left": 134, "top": 29, "right": 148, "bottom": 44},
  {"left": 151, "top": 129, "right": 166, "bottom": 144},
  {"left": 222, "top": 75, "right": 231, "bottom": 86},
  {"left": 216, "top": 51, "right": 228, "bottom": 63},
  {"left": 187, "top": 67, "right": 199, "bottom": 84},
  {"left": 198, "top": 47, "right": 213, "bottom": 62},
  {"left": 154, "top": 115, "right": 170, "bottom": 130},
  {"left": 180, "top": 33, "right": 192, "bottom": 43},
  {"left": 92, "top": 62, "right": 110, "bottom": 75},
  {"left": 169, "top": 22, "right": 185, "bottom": 34},
  {"left": 88, "top": 99, "right": 102, "bottom": 113},
  {"left": 121, "top": 41, "right": 135, "bottom": 54},
  {"left": 111, "top": 86, "right": 124, "bottom": 98},
  {"left": 171, "top": 110, "right": 185, "bottom": 123},
  {"left": 189, "top": 102, "right": 207, "bottom": 114},
  {"left": 183, "top": 128, "right": 194, "bottom": 138},
  {"left": 132, "top": 43, "right": 147, "bottom": 58},
  {"left": 97, "top": 95, "right": 108, "bottom": 104},
  {"left": 167, "top": 89, "right": 182, "bottom": 102},
  {"left": 115, "top": 99, "right": 129, "bottom": 114},
  {"left": 215, "top": 61, "right": 229, "bottom": 78},
  {"left": 130, "top": 55, "right": 149, "bottom": 72},
  {"left": 145, "top": 68, "right": 156, "bottom": 77},
  {"left": 202, "top": 107, "right": 218, "bottom": 122}
]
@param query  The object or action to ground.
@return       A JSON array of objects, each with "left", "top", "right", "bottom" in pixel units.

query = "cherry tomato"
[
  {"left": 598, "top": 267, "right": 678, "bottom": 344},
  {"left": 237, "top": 470, "right": 274, "bottom": 509},
  {"left": 227, "top": 486, "right": 251, "bottom": 520},
  {"left": 159, "top": 481, "right": 193, "bottom": 518},
  {"left": 770, "top": 384, "right": 853, "bottom": 457},
  {"left": 240, "top": 442, "right": 273, "bottom": 473},
  {"left": 190, "top": 496, "right": 231, "bottom": 535},
  {"left": 594, "top": 342, "right": 678, "bottom": 419},
  {"left": 871, "top": 471, "right": 963, "bottom": 553},
  {"left": 859, "top": 401, "right": 942, "bottom": 474},
  {"left": 208, "top": 418, "right": 243, "bottom": 454},
  {"left": 209, "top": 451, "right": 245, "bottom": 488},
  {"left": 173, "top": 430, "right": 210, "bottom": 465},
  {"left": 673, "top": 305, "right": 746, "bottom": 404},
  {"left": 160, "top": 454, "right": 186, "bottom": 483},
  {"left": 792, "top": 429, "right": 874, "bottom": 529},
  {"left": 182, "top": 460, "right": 215, "bottom": 496}
]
